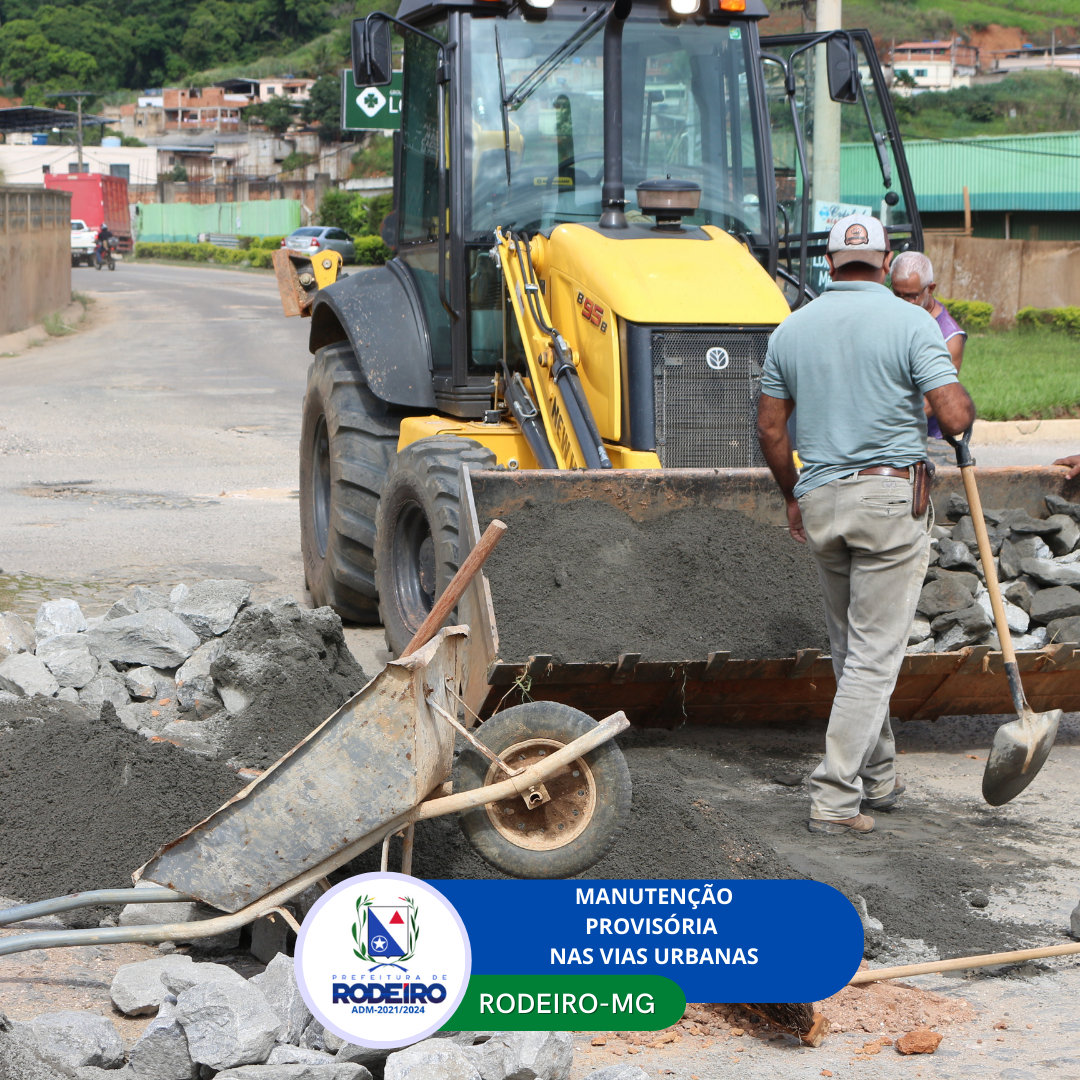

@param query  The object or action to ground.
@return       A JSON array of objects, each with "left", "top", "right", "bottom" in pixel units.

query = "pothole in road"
[{"left": 15, "top": 483, "right": 220, "bottom": 511}]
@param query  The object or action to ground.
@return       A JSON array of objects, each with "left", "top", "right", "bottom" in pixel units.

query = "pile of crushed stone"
[{"left": 483, "top": 500, "right": 828, "bottom": 663}]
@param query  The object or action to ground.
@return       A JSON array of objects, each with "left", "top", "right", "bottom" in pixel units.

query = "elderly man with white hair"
[{"left": 891, "top": 251, "right": 966, "bottom": 440}]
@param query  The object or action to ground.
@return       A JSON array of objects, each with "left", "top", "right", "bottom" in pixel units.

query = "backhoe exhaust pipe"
[{"left": 599, "top": 0, "right": 632, "bottom": 229}]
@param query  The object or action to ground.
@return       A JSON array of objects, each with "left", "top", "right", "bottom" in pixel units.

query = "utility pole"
[
  {"left": 812, "top": 0, "right": 842, "bottom": 205},
  {"left": 46, "top": 90, "right": 97, "bottom": 170}
]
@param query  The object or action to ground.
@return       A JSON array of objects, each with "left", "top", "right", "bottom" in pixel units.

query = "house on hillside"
[
  {"left": 840, "top": 131, "right": 1080, "bottom": 241},
  {"left": 987, "top": 43, "right": 1080, "bottom": 77},
  {"left": 164, "top": 87, "right": 248, "bottom": 133},
  {"left": 890, "top": 40, "right": 979, "bottom": 94}
]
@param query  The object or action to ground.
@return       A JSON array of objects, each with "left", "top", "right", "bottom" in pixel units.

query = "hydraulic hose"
[
  {"left": 502, "top": 367, "right": 559, "bottom": 469},
  {"left": 510, "top": 233, "right": 612, "bottom": 469}
]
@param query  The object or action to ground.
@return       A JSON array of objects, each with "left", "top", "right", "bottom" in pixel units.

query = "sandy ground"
[{"left": 2, "top": 264, "right": 1080, "bottom": 1077}]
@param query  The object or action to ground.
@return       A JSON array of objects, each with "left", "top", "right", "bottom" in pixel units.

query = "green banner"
[
  {"left": 342, "top": 68, "right": 403, "bottom": 131},
  {"left": 444, "top": 975, "right": 686, "bottom": 1032}
]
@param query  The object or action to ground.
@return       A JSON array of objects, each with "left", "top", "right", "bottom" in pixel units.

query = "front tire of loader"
[
  {"left": 299, "top": 341, "right": 401, "bottom": 623},
  {"left": 453, "top": 702, "right": 632, "bottom": 878},
  {"left": 374, "top": 436, "right": 497, "bottom": 655}
]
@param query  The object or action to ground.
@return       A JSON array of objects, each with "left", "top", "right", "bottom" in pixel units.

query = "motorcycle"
[{"left": 94, "top": 237, "right": 116, "bottom": 272}]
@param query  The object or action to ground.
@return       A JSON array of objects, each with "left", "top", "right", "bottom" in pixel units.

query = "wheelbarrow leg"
[{"left": 379, "top": 824, "right": 417, "bottom": 876}]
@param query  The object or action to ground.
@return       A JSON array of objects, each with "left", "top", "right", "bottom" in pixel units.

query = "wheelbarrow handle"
[{"left": 401, "top": 518, "right": 508, "bottom": 658}]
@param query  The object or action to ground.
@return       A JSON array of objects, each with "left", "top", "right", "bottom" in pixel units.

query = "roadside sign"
[{"left": 342, "top": 69, "right": 403, "bottom": 131}]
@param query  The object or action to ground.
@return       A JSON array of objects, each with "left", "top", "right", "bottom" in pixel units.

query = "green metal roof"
[{"left": 840, "top": 131, "right": 1080, "bottom": 213}]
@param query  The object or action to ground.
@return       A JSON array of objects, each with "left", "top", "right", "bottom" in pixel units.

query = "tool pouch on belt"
[{"left": 912, "top": 459, "right": 935, "bottom": 518}]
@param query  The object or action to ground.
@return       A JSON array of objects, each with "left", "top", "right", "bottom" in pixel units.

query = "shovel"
[{"left": 945, "top": 427, "right": 1061, "bottom": 806}]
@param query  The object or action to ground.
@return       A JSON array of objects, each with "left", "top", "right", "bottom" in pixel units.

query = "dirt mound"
[
  {"left": 0, "top": 698, "right": 244, "bottom": 918},
  {"left": 818, "top": 973, "right": 979, "bottom": 1035},
  {"left": 484, "top": 500, "right": 828, "bottom": 663}
]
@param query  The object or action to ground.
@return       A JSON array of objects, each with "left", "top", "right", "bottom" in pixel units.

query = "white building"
[
  {"left": 0, "top": 144, "right": 159, "bottom": 186},
  {"left": 891, "top": 40, "right": 979, "bottom": 95}
]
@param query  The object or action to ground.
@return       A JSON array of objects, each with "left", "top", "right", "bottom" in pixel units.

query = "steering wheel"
[{"left": 546, "top": 152, "right": 606, "bottom": 188}]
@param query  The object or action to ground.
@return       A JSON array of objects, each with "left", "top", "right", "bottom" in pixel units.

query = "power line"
[{"left": 899, "top": 134, "right": 1080, "bottom": 160}]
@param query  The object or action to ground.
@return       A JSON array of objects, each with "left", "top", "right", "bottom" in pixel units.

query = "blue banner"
[{"left": 433, "top": 879, "right": 862, "bottom": 1002}]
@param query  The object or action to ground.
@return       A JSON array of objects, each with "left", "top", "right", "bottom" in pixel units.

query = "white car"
[{"left": 71, "top": 220, "right": 98, "bottom": 267}]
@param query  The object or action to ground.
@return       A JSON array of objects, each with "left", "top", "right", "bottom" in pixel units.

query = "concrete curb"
[
  {"left": 974, "top": 418, "right": 1080, "bottom": 444},
  {"left": 0, "top": 300, "right": 87, "bottom": 357}
]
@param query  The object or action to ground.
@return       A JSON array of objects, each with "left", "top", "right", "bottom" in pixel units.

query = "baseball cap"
[{"left": 827, "top": 213, "right": 889, "bottom": 268}]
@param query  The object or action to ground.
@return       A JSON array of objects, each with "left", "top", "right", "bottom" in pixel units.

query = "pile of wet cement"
[
  {"left": 483, "top": 500, "right": 828, "bottom": 663},
  {"left": 0, "top": 697, "right": 244, "bottom": 917}
]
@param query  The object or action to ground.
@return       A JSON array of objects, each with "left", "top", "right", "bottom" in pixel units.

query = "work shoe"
[
  {"left": 808, "top": 814, "right": 875, "bottom": 836},
  {"left": 864, "top": 777, "right": 906, "bottom": 810}
]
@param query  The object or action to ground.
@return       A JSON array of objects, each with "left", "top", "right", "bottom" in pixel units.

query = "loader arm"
[{"left": 495, "top": 227, "right": 610, "bottom": 471}]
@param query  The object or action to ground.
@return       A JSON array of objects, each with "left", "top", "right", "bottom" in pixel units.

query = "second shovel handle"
[{"left": 957, "top": 465, "right": 1017, "bottom": 668}]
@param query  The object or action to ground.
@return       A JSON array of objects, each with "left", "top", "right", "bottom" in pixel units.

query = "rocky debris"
[
  {"left": 216, "top": 1067, "right": 372, "bottom": 1079},
  {"left": 134, "top": 588, "right": 172, "bottom": 613},
  {"left": 1004, "top": 576, "right": 1038, "bottom": 612},
  {"left": 128, "top": 995, "right": 199, "bottom": 1080},
  {"left": 1046, "top": 514, "right": 1080, "bottom": 556},
  {"left": 211, "top": 598, "right": 368, "bottom": 767},
  {"left": 894, "top": 1028, "right": 943, "bottom": 1054},
  {"left": 173, "top": 978, "right": 283, "bottom": 1070},
  {"left": 35, "top": 599, "right": 88, "bottom": 641},
  {"left": 974, "top": 590, "right": 1029, "bottom": 634},
  {"left": 1047, "top": 494, "right": 1080, "bottom": 522},
  {"left": 1030, "top": 586, "right": 1080, "bottom": 625},
  {"left": 936, "top": 538, "right": 977, "bottom": 571},
  {"left": 171, "top": 580, "right": 252, "bottom": 639},
  {"left": 250, "top": 954, "right": 312, "bottom": 1046},
  {"left": 106, "top": 597, "right": 137, "bottom": 620},
  {"left": 580, "top": 1069, "right": 650, "bottom": 1080},
  {"left": 907, "top": 616, "right": 931, "bottom": 645},
  {"left": 25, "top": 1011, "right": 126, "bottom": 1072},
  {"left": 79, "top": 664, "right": 133, "bottom": 717},
  {"left": 1048, "top": 615, "right": 1080, "bottom": 645},
  {"left": 916, "top": 577, "right": 973, "bottom": 617},
  {"left": 36, "top": 633, "right": 99, "bottom": 688},
  {"left": 1071, "top": 899, "right": 1080, "bottom": 940},
  {"left": 267, "top": 1046, "right": 338, "bottom": 1065},
  {"left": 110, "top": 955, "right": 203, "bottom": 1016},
  {"left": 161, "top": 961, "right": 249, "bottom": 998},
  {"left": 1021, "top": 557, "right": 1080, "bottom": 588},
  {"left": 125, "top": 666, "right": 176, "bottom": 702},
  {"left": 86, "top": 609, "right": 201, "bottom": 669},
  {"left": 174, "top": 640, "right": 224, "bottom": 716},
  {"left": 460, "top": 1032, "right": 572, "bottom": 1080},
  {"left": 385, "top": 1041, "right": 482, "bottom": 1080},
  {"left": 0, "top": 611, "right": 35, "bottom": 659},
  {"left": 0, "top": 1008, "right": 67, "bottom": 1080},
  {"left": 930, "top": 604, "right": 993, "bottom": 650},
  {"left": 943, "top": 492, "right": 969, "bottom": 520},
  {"left": 0, "top": 652, "right": 59, "bottom": 697}
]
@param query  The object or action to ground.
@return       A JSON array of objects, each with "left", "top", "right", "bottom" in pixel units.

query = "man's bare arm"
[
  {"left": 924, "top": 382, "right": 975, "bottom": 437},
  {"left": 756, "top": 392, "right": 805, "bottom": 543}
]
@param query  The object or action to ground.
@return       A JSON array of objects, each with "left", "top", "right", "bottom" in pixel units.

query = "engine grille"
[{"left": 652, "top": 328, "right": 772, "bottom": 468}]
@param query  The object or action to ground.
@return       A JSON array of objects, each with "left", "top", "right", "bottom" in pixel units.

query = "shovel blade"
[{"left": 982, "top": 709, "right": 1062, "bottom": 806}]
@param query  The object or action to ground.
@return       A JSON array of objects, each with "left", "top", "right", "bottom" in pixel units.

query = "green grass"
[
  {"left": 42, "top": 312, "right": 75, "bottom": 337},
  {"left": 963, "top": 328, "right": 1080, "bottom": 421}
]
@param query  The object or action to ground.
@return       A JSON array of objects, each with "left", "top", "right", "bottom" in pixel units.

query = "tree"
[
  {"left": 244, "top": 94, "right": 299, "bottom": 134},
  {"left": 0, "top": 19, "right": 97, "bottom": 91},
  {"left": 301, "top": 72, "right": 341, "bottom": 142}
]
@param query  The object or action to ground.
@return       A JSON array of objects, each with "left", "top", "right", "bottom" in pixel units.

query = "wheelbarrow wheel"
[{"left": 453, "top": 701, "right": 632, "bottom": 878}]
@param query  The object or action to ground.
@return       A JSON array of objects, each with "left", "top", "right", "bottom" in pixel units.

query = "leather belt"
[{"left": 858, "top": 466, "right": 911, "bottom": 478}]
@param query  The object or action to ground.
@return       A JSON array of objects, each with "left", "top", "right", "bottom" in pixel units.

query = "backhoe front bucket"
[{"left": 456, "top": 467, "right": 1080, "bottom": 728}]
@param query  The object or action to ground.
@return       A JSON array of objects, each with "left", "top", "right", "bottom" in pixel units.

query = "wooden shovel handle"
[
  {"left": 400, "top": 519, "right": 508, "bottom": 658},
  {"left": 958, "top": 465, "right": 1018, "bottom": 668}
]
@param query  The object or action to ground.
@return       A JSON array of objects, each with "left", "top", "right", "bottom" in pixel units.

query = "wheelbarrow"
[{"left": 0, "top": 522, "right": 632, "bottom": 956}]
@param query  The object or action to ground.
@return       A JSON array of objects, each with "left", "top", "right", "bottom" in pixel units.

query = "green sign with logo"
[
  {"left": 342, "top": 68, "right": 403, "bottom": 131},
  {"left": 444, "top": 974, "right": 686, "bottom": 1031}
]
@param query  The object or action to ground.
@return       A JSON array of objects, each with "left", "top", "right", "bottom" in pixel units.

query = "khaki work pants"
[{"left": 797, "top": 472, "right": 932, "bottom": 821}]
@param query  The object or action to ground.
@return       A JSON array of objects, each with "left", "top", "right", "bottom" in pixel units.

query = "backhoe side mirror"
[
  {"left": 352, "top": 16, "right": 393, "bottom": 88},
  {"left": 826, "top": 36, "right": 859, "bottom": 104}
]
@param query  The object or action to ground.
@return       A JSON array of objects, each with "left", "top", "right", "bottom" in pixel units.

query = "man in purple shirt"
[{"left": 891, "top": 251, "right": 966, "bottom": 439}]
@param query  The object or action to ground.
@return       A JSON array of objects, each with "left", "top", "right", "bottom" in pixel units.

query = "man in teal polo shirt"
[{"left": 757, "top": 215, "right": 976, "bottom": 836}]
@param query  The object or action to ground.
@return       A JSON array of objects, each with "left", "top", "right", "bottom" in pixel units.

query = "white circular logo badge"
[
  {"left": 295, "top": 872, "right": 471, "bottom": 1049},
  {"left": 706, "top": 347, "right": 730, "bottom": 371}
]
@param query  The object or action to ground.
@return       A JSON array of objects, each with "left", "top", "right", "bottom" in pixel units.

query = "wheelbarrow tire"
[
  {"left": 453, "top": 701, "right": 632, "bottom": 878},
  {"left": 299, "top": 341, "right": 402, "bottom": 623},
  {"left": 374, "top": 436, "right": 496, "bottom": 655}
]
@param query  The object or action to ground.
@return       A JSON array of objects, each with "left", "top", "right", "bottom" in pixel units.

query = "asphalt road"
[{"left": 0, "top": 262, "right": 314, "bottom": 616}]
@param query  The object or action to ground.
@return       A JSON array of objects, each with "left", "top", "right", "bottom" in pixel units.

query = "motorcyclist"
[{"left": 95, "top": 224, "right": 114, "bottom": 268}]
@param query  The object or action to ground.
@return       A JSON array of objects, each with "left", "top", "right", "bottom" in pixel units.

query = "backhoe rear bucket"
[{"left": 455, "top": 466, "right": 1080, "bottom": 728}]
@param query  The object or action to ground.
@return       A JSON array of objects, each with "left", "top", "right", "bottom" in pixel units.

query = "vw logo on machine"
[{"left": 705, "top": 347, "right": 730, "bottom": 371}]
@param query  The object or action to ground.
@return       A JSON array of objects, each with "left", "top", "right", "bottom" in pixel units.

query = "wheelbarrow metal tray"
[{"left": 138, "top": 627, "right": 465, "bottom": 913}]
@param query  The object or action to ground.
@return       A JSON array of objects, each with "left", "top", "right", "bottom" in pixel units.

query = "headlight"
[{"left": 670, "top": 0, "right": 700, "bottom": 13}]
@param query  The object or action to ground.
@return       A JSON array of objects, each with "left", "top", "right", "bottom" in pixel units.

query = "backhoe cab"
[{"left": 281, "top": 0, "right": 920, "bottom": 654}]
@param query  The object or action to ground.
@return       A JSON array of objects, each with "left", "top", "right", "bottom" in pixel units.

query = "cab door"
[{"left": 759, "top": 29, "right": 922, "bottom": 305}]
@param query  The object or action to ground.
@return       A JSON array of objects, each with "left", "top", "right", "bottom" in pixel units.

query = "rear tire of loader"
[
  {"left": 453, "top": 702, "right": 632, "bottom": 879},
  {"left": 374, "top": 436, "right": 496, "bottom": 655},
  {"left": 299, "top": 341, "right": 402, "bottom": 623}
]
